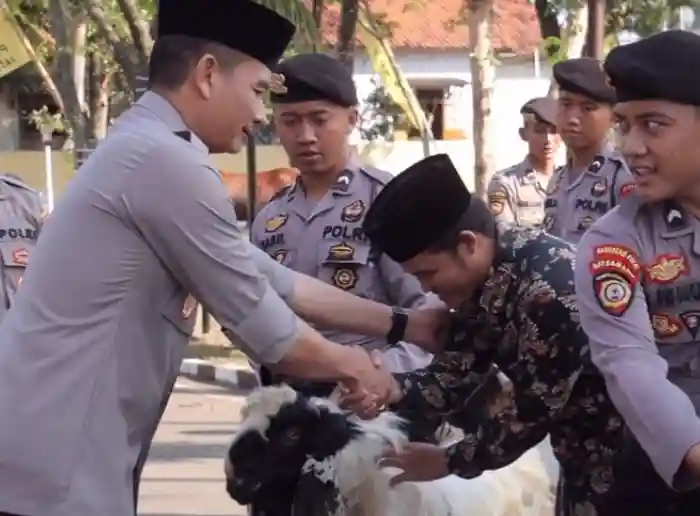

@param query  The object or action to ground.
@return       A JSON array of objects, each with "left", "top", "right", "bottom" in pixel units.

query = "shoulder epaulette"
[
  {"left": 0, "top": 174, "right": 37, "bottom": 193},
  {"left": 359, "top": 165, "right": 393, "bottom": 185},
  {"left": 268, "top": 183, "right": 293, "bottom": 203}
]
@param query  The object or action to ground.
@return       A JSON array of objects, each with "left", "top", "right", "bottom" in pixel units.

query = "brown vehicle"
[{"left": 221, "top": 167, "right": 298, "bottom": 221}]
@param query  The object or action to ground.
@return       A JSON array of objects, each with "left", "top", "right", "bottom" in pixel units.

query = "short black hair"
[
  {"left": 426, "top": 197, "right": 497, "bottom": 252},
  {"left": 148, "top": 35, "right": 246, "bottom": 90}
]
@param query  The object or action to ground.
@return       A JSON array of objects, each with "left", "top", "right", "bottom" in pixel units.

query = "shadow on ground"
[{"left": 147, "top": 441, "right": 229, "bottom": 462}]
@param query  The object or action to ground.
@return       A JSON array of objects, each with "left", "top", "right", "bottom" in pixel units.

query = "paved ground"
[{"left": 137, "top": 378, "right": 247, "bottom": 516}]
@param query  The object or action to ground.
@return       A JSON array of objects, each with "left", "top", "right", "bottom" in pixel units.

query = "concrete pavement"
[{"left": 137, "top": 378, "right": 247, "bottom": 516}]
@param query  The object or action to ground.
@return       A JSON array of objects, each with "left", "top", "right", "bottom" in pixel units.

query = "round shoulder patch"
[{"left": 588, "top": 244, "right": 642, "bottom": 317}]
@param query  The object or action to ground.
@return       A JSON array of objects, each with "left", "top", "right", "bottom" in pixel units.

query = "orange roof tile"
[{"left": 318, "top": 0, "right": 542, "bottom": 54}]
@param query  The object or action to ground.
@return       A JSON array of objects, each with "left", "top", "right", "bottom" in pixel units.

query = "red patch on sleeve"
[{"left": 589, "top": 244, "right": 641, "bottom": 317}]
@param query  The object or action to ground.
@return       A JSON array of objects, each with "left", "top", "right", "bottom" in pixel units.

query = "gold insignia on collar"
[{"left": 270, "top": 73, "right": 287, "bottom": 94}]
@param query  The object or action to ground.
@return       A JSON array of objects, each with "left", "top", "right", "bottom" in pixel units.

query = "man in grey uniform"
[
  {"left": 487, "top": 97, "right": 560, "bottom": 226},
  {"left": 575, "top": 30, "right": 700, "bottom": 514},
  {"left": 544, "top": 57, "right": 636, "bottom": 243},
  {"left": 0, "top": 2, "right": 442, "bottom": 516},
  {"left": 0, "top": 174, "right": 43, "bottom": 322},
  {"left": 252, "top": 52, "right": 432, "bottom": 392}
]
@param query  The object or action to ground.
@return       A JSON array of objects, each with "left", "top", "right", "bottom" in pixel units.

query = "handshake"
[{"left": 337, "top": 348, "right": 405, "bottom": 419}]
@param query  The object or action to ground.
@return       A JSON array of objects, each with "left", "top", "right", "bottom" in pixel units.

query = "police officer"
[
  {"left": 0, "top": 2, "right": 443, "bottom": 515},
  {"left": 544, "top": 57, "right": 635, "bottom": 243},
  {"left": 487, "top": 97, "right": 560, "bottom": 226},
  {"left": 0, "top": 174, "right": 43, "bottom": 322},
  {"left": 576, "top": 30, "right": 700, "bottom": 514},
  {"left": 251, "top": 52, "right": 433, "bottom": 392}
]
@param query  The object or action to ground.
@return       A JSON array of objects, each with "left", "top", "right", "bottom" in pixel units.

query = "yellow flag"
[
  {"left": 355, "top": 7, "right": 427, "bottom": 133},
  {"left": 0, "top": 2, "right": 31, "bottom": 79}
]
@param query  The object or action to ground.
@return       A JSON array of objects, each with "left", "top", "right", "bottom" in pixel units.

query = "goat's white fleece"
[{"left": 328, "top": 409, "right": 556, "bottom": 516}]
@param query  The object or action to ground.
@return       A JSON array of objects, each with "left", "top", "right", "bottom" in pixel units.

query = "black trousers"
[
  {"left": 606, "top": 434, "right": 700, "bottom": 516},
  {"left": 556, "top": 430, "right": 700, "bottom": 516}
]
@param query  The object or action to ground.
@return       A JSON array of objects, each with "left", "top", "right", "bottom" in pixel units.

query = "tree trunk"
[
  {"left": 312, "top": 0, "right": 324, "bottom": 29},
  {"left": 47, "top": 0, "right": 88, "bottom": 151},
  {"left": 469, "top": 0, "right": 495, "bottom": 199},
  {"left": 116, "top": 0, "right": 153, "bottom": 67},
  {"left": 547, "top": 4, "right": 589, "bottom": 97},
  {"left": 72, "top": 15, "right": 88, "bottom": 110},
  {"left": 88, "top": 52, "right": 110, "bottom": 139},
  {"left": 336, "top": 0, "right": 359, "bottom": 71},
  {"left": 311, "top": 0, "right": 325, "bottom": 50}
]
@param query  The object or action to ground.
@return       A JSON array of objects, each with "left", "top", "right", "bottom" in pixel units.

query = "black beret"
[
  {"left": 270, "top": 53, "right": 358, "bottom": 107},
  {"left": 553, "top": 57, "right": 615, "bottom": 104},
  {"left": 363, "top": 154, "right": 471, "bottom": 263},
  {"left": 521, "top": 97, "right": 557, "bottom": 126},
  {"left": 157, "top": 0, "right": 294, "bottom": 68},
  {"left": 604, "top": 30, "right": 700, "bottom": 106}
]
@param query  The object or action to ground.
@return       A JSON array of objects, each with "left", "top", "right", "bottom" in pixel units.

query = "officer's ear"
[{"left": 347, "top": 107, "right": 359, "bottom": 131}]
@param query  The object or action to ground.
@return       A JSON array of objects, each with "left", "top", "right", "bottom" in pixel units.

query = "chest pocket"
[
  {"left": 515, "top": 184, "right": 545, "bottom": 226},
  {"left": 318, "top": 241, "right": 377, "bottom": 298}
]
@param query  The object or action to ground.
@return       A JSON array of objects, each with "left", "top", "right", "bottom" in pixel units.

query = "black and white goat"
[{"left": 225, "top": 385, "right": 557, "bottom": 516}]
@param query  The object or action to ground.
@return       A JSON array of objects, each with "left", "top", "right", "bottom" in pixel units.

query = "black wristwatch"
[{"left": 386, "top": 306, "right": 408, "bottom": 347}]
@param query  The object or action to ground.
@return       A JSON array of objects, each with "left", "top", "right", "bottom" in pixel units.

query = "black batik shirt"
[{"left": 392, "top": 227, "right": 625, "bottom": 512}]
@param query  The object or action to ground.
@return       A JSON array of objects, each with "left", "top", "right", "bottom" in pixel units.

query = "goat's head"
[{"left": 225, "top": 385, "right": 407, "bottom": 514}]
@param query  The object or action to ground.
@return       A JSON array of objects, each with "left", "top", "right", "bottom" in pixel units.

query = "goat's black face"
[{"left": 226, "top": 395, "right": 361, "bottom": 506}]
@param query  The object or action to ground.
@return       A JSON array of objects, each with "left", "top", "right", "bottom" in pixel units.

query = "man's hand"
[
  {"left": 381, "top": 442, "right": 451, "bottom": 485},
  {"left": 683, "top": 443, "right": 700, "bottom": 479},
  {"left": 339, "top": 347, "right": 395, "bottom": 411},
  {"left": 405, "top": 307, "right": 450, "bottom": 353},
  {"left": 340, "top": 351, "right": 403, "bottom": 418}
]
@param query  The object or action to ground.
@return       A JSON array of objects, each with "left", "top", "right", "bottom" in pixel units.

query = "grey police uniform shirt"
[
  {"left": 486, "top": 159, "right": 549, "bottom": 226},
  {"left": 575, "top": 193, "right": 700, "bottom": 489},
  {"left": 0, "top": 175, "right": 43, "bottom": 321},
  {"left": 543, "top": 148, "right": 635, "bottom": 244},
  {"left": 251, "top": 164, "right": 433, "bottom": 373},
  {"left": 0, "top": 91, "right": 304, "bottom": 516}
]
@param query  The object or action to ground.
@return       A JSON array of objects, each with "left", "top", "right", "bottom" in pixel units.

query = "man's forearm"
[
  {"left": 272, "top": 320, "right": 366, "bottom": 381},
  {"left": 290, "top": 271, "right": 394, "bottom": 338},
  {"left": 248, "top": 244, "right": 436, "bottom": 347}
]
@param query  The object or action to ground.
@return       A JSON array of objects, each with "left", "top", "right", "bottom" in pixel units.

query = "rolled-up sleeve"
[
  {"left": 576, "top": 227, "right": 700, "bottom": 487},
  {"left": 125, "top": 145, "right": 299, "bottom": 364}
]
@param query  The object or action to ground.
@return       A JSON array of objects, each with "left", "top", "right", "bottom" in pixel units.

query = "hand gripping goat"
[{"left": 225, "top": 385, "right": 556, "bottom": 516}]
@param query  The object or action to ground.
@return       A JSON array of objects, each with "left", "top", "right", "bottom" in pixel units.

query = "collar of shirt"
[
  {"left": 284, "top": 158, "right": 365, "bottom": 204},
  {"left": 137, "top": 91, "right": 209, "bottom": 155}
]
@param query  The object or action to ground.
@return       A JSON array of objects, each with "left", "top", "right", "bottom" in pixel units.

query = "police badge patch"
[
  {"left": 488, "top": 187, "right": 508, "bottom": 216},
  {"left": 681, "top": 311, "right": 700, "bottom": 338},
  {"left": 588, "top": 155, "right": 605, "bottom": 173},
  {"left": 331, "top": 268, "right": 357, "bottom": 290},
  {"left": 341, "top": 200, "right": 365, "bottom": 223},
  {"left": 265, "top": 214, "right": 288, "bottom": 233},
  {"left": 650, "top": 313, "right": 682, "bottom": 339},
  {"left": 590, "top": 179, "right": 608, "bottom": 197},
  {"left": 333, "top": 171, "right": 354, "bottom": 192},
  {"left": 589, "top": 244, "right": 642, "bottom": 317}
]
